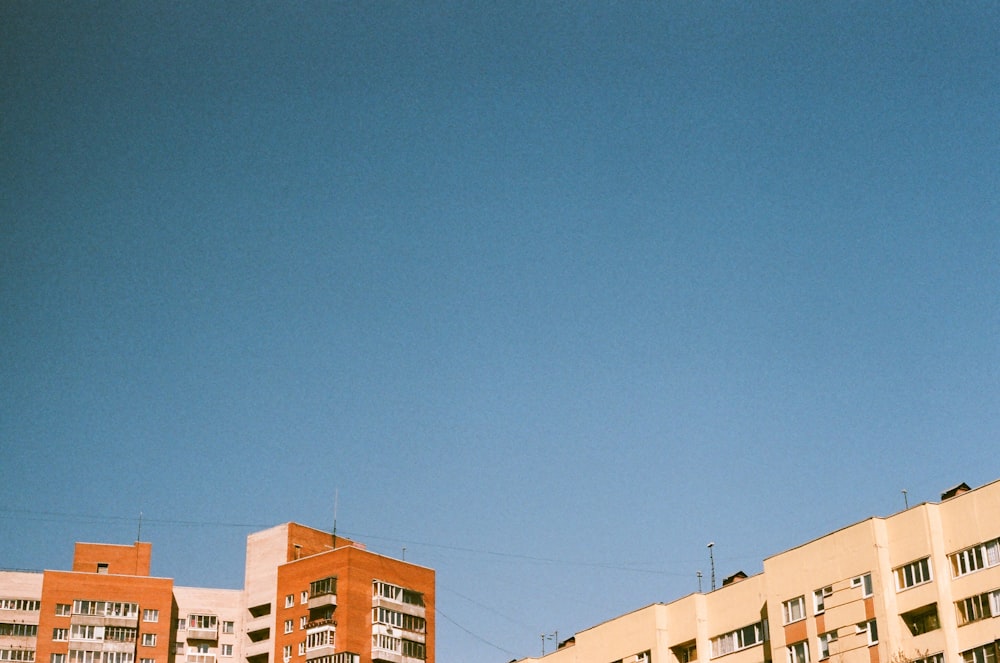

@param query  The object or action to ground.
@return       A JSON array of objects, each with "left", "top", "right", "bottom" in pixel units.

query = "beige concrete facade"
[{"left": 520, "top": 479, "right": 1000, "bottom": 663}]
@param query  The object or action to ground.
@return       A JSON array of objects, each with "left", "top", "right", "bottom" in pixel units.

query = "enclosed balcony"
[
  {"left": 307, "top": 577, "right": 337, "bottom": 610},
  {"left": 186, "top": 618, "right": 218, "bottom": 641},
  {"left": 305, "top": 625, "right": 335, "bottom": 660}
]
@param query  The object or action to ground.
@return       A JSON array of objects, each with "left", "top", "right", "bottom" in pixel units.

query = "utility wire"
[{"left": 436, "top": 608, "right": 517, "bottom": 658}]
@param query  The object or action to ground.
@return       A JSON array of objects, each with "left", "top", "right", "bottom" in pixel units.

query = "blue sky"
[{"left": 2, "top": 2, "right": 998, "bottom": 661}]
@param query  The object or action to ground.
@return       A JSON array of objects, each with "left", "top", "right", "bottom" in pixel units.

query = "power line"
[
  {"left": 436, "top": 608, "right": 517, "bottom": 658},
  {"left": 0, "top": 507, "right": 759, "bottom": 577}
]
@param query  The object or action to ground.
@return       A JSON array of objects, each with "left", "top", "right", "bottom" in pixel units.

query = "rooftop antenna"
[
  {"left": 697, "top": 571, "right": 703, "bottom": 593},
  {"left": 332, "top": 490, "right": 338, "bottom": 549},
  {"left": 136, "top": 511, "right": 142, "bottom": 542},
  {"left": 401, "top": 547, "right": 406, "bottom": 561},
  {"left": 902, "top": 489, "right": 909, "bottom": 509},
  {"left": 707, "top": 542, "right": 716, "bottom": 591},
  {"left": 540, "top": 632, "right": 557, "bottom": 656}
]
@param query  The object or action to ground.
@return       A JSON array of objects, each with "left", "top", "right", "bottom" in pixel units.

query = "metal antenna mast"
[{"left": 708, "top": 542, "right": 716, "bottom": 591}]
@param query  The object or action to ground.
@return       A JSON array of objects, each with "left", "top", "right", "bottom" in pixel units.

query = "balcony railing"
[
  {"left": 186, "top": 626, "right": 218, "bottom": 641},
  {"left": 305, "top": 618, "right": 335, "bottom": 630}
]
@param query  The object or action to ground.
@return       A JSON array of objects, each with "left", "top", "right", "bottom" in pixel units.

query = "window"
[
  {"left": 956, "top": 590, "right": 1000, "bottom": 625},
  {"left": 856, "top": 620, "right": 878, "bottom": 645},
  {"left": 402, "top": 640, "right": 425, "bottom": 661},
  {"left": 372, "top": 580, "right": 424, "bottom": 607},
  {"left": 818, "top": 632, "right": 837, "bottom": 660},
  {"left": 0, "top": 600, "right": 40, "bottom": 612},
  {"left": 672, "top": 642, "right": 697, "bottom": 663},
  {"left": 105, "top": 627, "right": 137, "bottom": 643},
  {"left": 284, "top": 620, "right": 293, "bottom": 634},
  {"left": 284, "top": 595, "right": 294, "bottom": 609},
  {"left": 851, "top": 573, "right": 873, "bottom": 597},
  {"left": 309, "top": 577, "right": 336, "bottom": 598},
  {"left": 55, "top": 604, "right": 71, "bottom": 616},
  {"left": 53, "top": 629, "right": 68, "bottom": 641},
  {"left": 221, "top": 621, "right": 234, "bottom": 634},
  {"left": 299, "top": 616, "right": 307, "bottom": 630},
  {"left": 895, "top": 558, "right": 932, "bottom": 590},
  {"left": 71, "top": 601, "right": 137, "bottom": 618},
  {"left": 70, "top": 624, "right": 101, "bottom": 640},
  {"left": 962, "top": 645, "right": 997, "bottom": 663},
  {"left": 140, "top": 659, "right": 155, "bottom": 663},
  {"left": 0, "top": 624, "right": 36, "bottom": 637},
  {"left": 307, "top": 628, "right": 334, "bottom": 650},
  {"left": 783, "top": 596, "right": 806, "bottom": 624},
  {"left": 710, "top": 621, "right": 767, "bottom": 657},
  {"left": 143, "top": 610, "right": 158, "bottom": 623},
  {"left": 901, "top": 604, "right": 940, "bottom": 635},
  {"left": 0, "top": 653, "right": 35, "bottom": 663},
  {"left": 96, "top": 563, "right": 109, "bottom": 574},
  {"left": 51, "top": 656, "right": 65, "bottom": 663},
  {"left": 141, "top": 634, "right": 156, "bottom": 647},
  {"left": 220, "top": 646, "right": 232, "bottom": 658},
  {"left": 914, "top": 655, "right": 944, "bottom": 663},
  {"left": 300, "top": 592, "right": 307, "bottom": 605},
  {"left": 188, "top": 615, "right": 216, "bottom": 630},
  {"left": 176, "top": 619, "right": 185, "bottom": 630},
  {"left": 788, "top": 642, "right": 809, "bottom": 663},
  {"left": 951, "top": 538, "right": 1000, "bottom": 577},
  {"left": 297, "top": 643, "right": 304, "bottom": 657},
  {"left": 813, "top": 587, "right": 832, "bottom": 614},
  {"left": 282, "top": 646, "right": 291, "bottom": 661}
]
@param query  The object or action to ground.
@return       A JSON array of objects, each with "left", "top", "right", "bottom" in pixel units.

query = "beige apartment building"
[
  {"left": 0, "top": 523, "right": 433, "bottom": 663},
  {"left": 520, "top": 478, "right": 1000, "bottom": 663}
]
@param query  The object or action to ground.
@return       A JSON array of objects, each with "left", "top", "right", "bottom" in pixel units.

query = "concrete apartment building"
[
  {"left": 520, "top": 478, "right": 1000, "bottom": 663},
  {"left": 0, "top": 523, "right": 433, "bottom": 663}
]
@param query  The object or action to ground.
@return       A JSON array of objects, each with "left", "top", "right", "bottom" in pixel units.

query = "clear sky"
[{"left": 1, "top": 2, "right": 998, "bottom": 662}]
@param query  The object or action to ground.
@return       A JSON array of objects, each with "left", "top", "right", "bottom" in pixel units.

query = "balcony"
[
  {"left": 305, "top": 618, "right": 335, "bottom": 630},
  {"left": 371, "top": 649, "right": 402, "bottom": 663},
  {"left": 307, "top": 594, "right": 336, "bottom": 611},
  {"left": 245, "top": 640, "right": 271, "bottom": 659},
  {"left": 187, "top": 626, "right": 218, "bottom": 641},
  {"left": 371, "top": 596, "right": 424, "bottom": 619},
  {"left": 187, "top": 655, "right": 216, "bottom": 663},
  {"left": 305, "top": 625, "right": 335, "bottom": 660}
]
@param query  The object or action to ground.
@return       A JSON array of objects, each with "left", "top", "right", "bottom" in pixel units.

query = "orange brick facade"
[{"left": 1, "top": 525, "right": 433, "bottom": 663}]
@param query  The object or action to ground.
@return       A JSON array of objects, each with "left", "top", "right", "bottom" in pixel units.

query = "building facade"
[
  {"left": 519, "top": 479, "right": 1000, "bottom": 663},
  {"left": 0, "top": 523, "right": 433, "bottom": 663}
]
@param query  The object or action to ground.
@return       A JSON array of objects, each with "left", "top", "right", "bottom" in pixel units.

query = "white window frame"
[
  {"left": 284, "top": 595, "right": 294, "bottom": 609},
  {"left": 813, "top": 586, "right": 832, "bottom": 614},
  {"left": 783, "top": 596, "right": 806, "bottom": 624},
  {"left": 851, "top": 573, "right": 873, "bottom": 597},
  {"left": 894, "top": 557, "right": 932, "bottom": 591},
  {"left": 300, "top": 592, "right": 308, "bottom": 605},
  {"left": 141, "top": 634, "right": 157, "bottom": 647},
  {"left": 817, "top": 632, "right": 837, "bottom": 660},
  {"left": 220, "top": 646, "right": 232, "bottom": 658},
  {"left": 950, "top": 538, "right": 1000, "bottom": 578},
  {"left": 788, "top": 642, "right": 809, "bottom": 663},
  {"left": 142, "top": 610, "right": 158, "bottom": 623},
  {"left": 855, "top": 620, "right": 878, "bottom": 645},
  {"left": 283, "top": 620, "right": 293, "bottom": 634}
]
